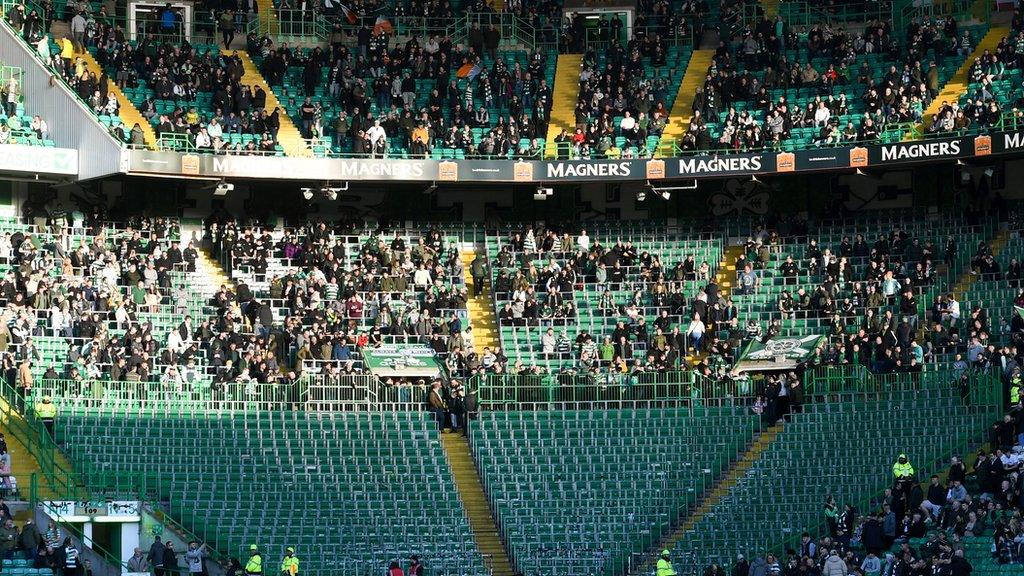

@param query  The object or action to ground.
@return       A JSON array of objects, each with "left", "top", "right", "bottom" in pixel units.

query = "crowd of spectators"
[
  {"left": 0, "top": 71, "right": 50, "bottom": 146},
  {"left": 250, "top": 21, "right": 554, "bottom": 158},
  {"left": 488, "top": 225, "right": 739, "bottom": 381},
  {"left": 679, "top": 17, "right": 973, "bottom": 152},
  {"left": 0, "top": 207, "right": 216, "bottom": 398},
  {"left": 704, "top": 399, "right": 1024, "bottom": 576},
  {"left": 553, "top": 34, "right": 673, "bottom": 159},
  {"left": 211, "top": 217, "right": 481, "bottom": 381},
  {"left": 926, "top": 6, "right": 1024, "bottom": 135}
]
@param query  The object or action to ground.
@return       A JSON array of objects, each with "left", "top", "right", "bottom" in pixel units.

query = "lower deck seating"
[
  {"left": 471, "top": 407, "right": 760, "bottom": 576},
  {"left": 56, "top": 411, "right": 488, "bottom": 576},
  {"left": 671, "top": 378, "right": 998, "bottom": 566}
]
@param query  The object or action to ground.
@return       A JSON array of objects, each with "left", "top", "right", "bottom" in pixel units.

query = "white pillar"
[
  {"left": 121, "top": 522, "right": 141, "bottom": 573},
  {"left": 82, "top": 523, "right": 93, "bottom": 549}
]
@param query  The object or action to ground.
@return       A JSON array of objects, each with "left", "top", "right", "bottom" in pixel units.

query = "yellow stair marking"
[
  {"left": 761, "top": 0, "right": 780, "bottom": 17},
  {"left": 632, "top": 423, "right": 785, "bottom": 575},
  {"left": 683, "top": 243, "right": 743, "bottom": 365},
  {"left": 76, "top": 51, "right": 157, "bottom": 148},
  {"left": 657, "top": 49, "right": 715, "bottom": 156},
  {"left": 952, "top": 229, "right": 1010, "bottom": 299},
  {"left": 0, "top": 396, "right": 80, "bottom": 501},
  {"left": 914, "top": 26, "right": 1007, "bottom": 133},
  {"left": 197, "top": 248, "right": 234, "bottom": 290},
  {"left": 714, "top": 244, "right": 745, "bottom": 301},
  {"left": 460, "top": 250, "right": 499, "bottom": 352},
  {"left": 254, "top": 0, "right": 281, "bottom": 36},
  {"left": 439, "top": 434, "right": 514, "bottom": 576},
  {"left": 224, "top": 50, "right": 311, "bottom": 157},
  {"left": 915, "top": 229, "right": 1009, "bottom": 342},
  {"left": 543, "top": 54, "right": 583, "bottom": 158}
]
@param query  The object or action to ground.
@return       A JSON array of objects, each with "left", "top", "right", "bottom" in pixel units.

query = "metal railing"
[
  {"left": 804, "top": 365, "right": 1003, "bottom": 409},
  {"left": 246, "top": 8, "right": 330, "bottom": 41},
  {"left": 471, "top": 371, "right": 745, "bottom": 409},
  {"left": 21, "top": 375, "right": 431, "bottom": 413},
  {"left": 579, "top": 21, "right": 696, "bottom": 52},
  {"left": 122, "top": 9, "right": 224, "bottom": 45},
  {"left": 0, "top": 378, "right": 229, "bottom": 567}
]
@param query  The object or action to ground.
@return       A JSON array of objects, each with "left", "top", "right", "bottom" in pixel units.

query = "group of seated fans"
[
  {"left": 0, "top": 68, "right": 50, "bottom": 147},
  {"left": 478, "top": 206, "right": 1024, "bottom": 399},
  {"left": 8, "top": 0, "right": 1024, "bottom": 158},
  {"left": 211, "top": 217, "right": 485, "bottom": 382},
  {"left": 928, "top": 8, "right": 1024, "bottom": 135},
  {"left": 677, "top": 16, "right": 982, "bottom": 153},
  {"left": 706, "top": 403, "right": 1024, "bottom": 576}
]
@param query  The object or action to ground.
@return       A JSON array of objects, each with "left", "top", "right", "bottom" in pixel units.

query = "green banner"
[
  {"left": 1015, "top": 305, "right": 1024, "bottom": 321},
  {"left": 734, "top": 335, "right": 826, "bottom": 373},
  {"left": 362, "top": 344, "right": 443, "bottom": 378}
]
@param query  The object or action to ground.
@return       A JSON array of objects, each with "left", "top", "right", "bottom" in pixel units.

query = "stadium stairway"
[
  {"left": 254, "top": 0, "right": 281, "bottom": 36},
  {"left": 196, "top": 247, "right": 235, "bottom": 293},
  {"left": 460, "top": 249, "right": 499, "bottom": 351},
  {"left": 543, "top": 54, "right": 583, "bottom": 158},
  {"left": 225, "top": 50, "right": 311, "bottom": 157},
  {"left": 657, "top": 50, "right": 714, "bottom": 156},
  {"left": 714, "top": 244, "right": 745, "bottom": 300},
  {"left": 439, "top": 434, "right": 514, "bottom": 576},
  {"left": 915, "top": 228, "right": 1009, "bottom": 342},
  {"left": 77, "top": 51, "right": 157, "bottom": 148},
  {"left": 917, "top": 26, "right": 1008, "bottom": 131},
  {"left": 952, "top": 228, "right": 1010, "bottom": 299},
  {"left": 0, "top": 395, "right": 76, "bottom": 502},
  {"left": 629, "top": 422, "right": 785, "bottom": 576}
]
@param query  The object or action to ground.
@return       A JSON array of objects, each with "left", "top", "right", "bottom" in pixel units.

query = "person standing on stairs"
[{"left": 471, "top": 255, "right": 486, "bottom": 297}]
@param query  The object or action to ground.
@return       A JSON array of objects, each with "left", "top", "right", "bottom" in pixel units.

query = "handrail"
[
  {"left": 0, "top": 379, "right": 79, "bottom": 502},
  {"left": 0, "top": 377, "right": 230, "bottom": 568}
]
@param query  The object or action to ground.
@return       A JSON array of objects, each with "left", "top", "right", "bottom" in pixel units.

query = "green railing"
[
  {"left": 0, "top": 380, "right": 80, "bottom": 502},
  {"left": 580, "top": 21, "right": 695, "bottom": 51},
  {"left": 464, "top": 11, "right": 547, "bottom": 52},
  {"left": 894, "top": 0, "right": 987, "bottom": 36},
  {"left": 24, "top": 374, "right": 410, "bottom": 413},
  {"left": 247, "top": 9, "right": 330, "bottom": 41},
  {"left": 471, "top": 371, "right": 750, "bottom": 409},
  {"left": 805, "top": 365, "right": 1003, "bottom": 410},
  {"left": 752, "top": 0, "right": 892, "bottom": 28},
  {"left": 124, "top": 9, "right": 223, "bottom": 45},
  {"left": 0, "top": 64, "right": 23, "bottom": 91}
]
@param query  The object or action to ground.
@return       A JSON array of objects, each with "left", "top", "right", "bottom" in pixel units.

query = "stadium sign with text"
[
  {"left": 0, "top": 145, "right": 79, "bottom": 177},
  {"left": 124, "top": 129, "right": 1024, "bottom": 183}
]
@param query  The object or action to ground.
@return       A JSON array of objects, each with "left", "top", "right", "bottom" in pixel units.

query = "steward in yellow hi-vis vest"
[
  {"left": 656, "top": 549, "right": 678, "bottom": 576},
  {"left": 245, "top": 544, "right": 263, "bottom": 575},
  {"left": 280, "top": 547, "right": 299, "bottom": 576}
]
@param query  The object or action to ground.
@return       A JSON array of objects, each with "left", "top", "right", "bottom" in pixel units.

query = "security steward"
[
  {"left": 1010, "top": 371, "right": 1020, "bottom": 407},
  {"left": 245, "top": 544, "right": 263, "bottom": 575},
  {"left": 892, "top": 453, "right": 915, "bottom": 496},
  {"left": 656, "top": 549, "right": 677, "bottom": 576},
  {"left": 35, "top": 396, "right": 57, "bottom": 437},
  {"left": 280, "top": 547, "right": 299, "bottom": 576}
]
